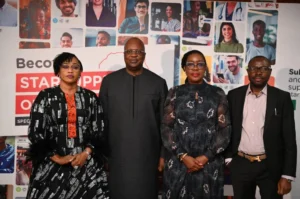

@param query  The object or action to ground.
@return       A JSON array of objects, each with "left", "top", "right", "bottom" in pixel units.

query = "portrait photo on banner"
[
  {"left": 246, "top": 9, "right": 278, "bottom": 65},
  {"left": 19, "top": 41, "right": 50, "bottom": 49},
  {"left": 85, "top": 29, "right": 116, "bottom": 47},
  {"left": 213, "top": 55, "right": 244, "bottom": 85},
  {"left": 16, "top": 137, "right": 31, "bottom": 186},
  {"left": 150, "top": 34, "right": 180, "bottom": 62},
  {"left": 53, "top": 0, "right": 81, "bottom": 18},
  {"left": 248, "top": 2, "right": 279, "bottom": 9},
  {"left": 86, "top": 0, "right": 117, "bottom": 27},
  {"left": 214, "top": 22, "right": 245, "bottom": 53},
  {"left": 214, "top": 2, "right": 246, "bottom": 21},
  {"left": 182, "top": 1, "right": 213, "bottom": 46},
  {"left": 118, "top": 0, "right": 149, "bottom": 34},
  {"left": 150, "top": 2, "right": 181, "bottom": 32},
  {"left": 118, "top": 35, "right": 148, "bottom": 45},
  {"left": 150, "top": 34, "right": 180, "bottom": 45},
  {"left": 19, "top": 0, "right": 51, "bottom": 39},
  {"left": 150, "top": 34, "right": 181, "bottom": 85},
  {"left": 0, "top": 136, "right": 15, "bottom": 174},
  {"left": 0, "top": 0, "right": 17, "bottom": 27},
  {"left": 52, "top": 28, "right": 83, "bottom": 48}
]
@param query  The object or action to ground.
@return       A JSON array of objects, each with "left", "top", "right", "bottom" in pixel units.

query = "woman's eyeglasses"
[{"left": 185, "top": 62, "right": 206, "bottom": 70}]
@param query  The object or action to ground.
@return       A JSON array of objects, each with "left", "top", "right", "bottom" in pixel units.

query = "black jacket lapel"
[{"left": 264, "top": 85, "right": 277, "bottom": 130}]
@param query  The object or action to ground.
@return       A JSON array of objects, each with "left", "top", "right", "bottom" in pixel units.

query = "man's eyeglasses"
[
  {"left": 135, "top": 5, "right": 147, "bottom": 9},
  {"left": 124, "top": 49, "right": 145, "bottom": 56},
  {"left": 60, "top": 65, "right": 81, "bottom": 70},
  {"left": 247, "top": 66, "right": 271, "bottom": 73},
  {"left": 185, "top": 62, "right": 206, "bottom": 70}
]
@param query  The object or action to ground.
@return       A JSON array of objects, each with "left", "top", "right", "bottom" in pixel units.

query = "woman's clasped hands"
[
  {"left": 50, "top": 149, "right": 91, "bottom": 169},
  {"left": 182, "top": 155, "right": 209, "bottom": 173}
]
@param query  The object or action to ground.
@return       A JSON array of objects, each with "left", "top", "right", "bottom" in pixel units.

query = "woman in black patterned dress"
[
  {"left": 26, "top": 52, "right": 109, "bottom": 199},
  {"left": 161, "top": 50, "right": 231, "bottom": 199}
]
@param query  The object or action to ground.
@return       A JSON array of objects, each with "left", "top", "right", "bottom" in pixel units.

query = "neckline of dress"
[{"left": 186, "top": 81, "right": 207, "bottom": 90}]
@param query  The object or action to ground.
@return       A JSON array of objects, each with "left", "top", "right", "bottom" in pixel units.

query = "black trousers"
[{"left": 230, "top": 155, "right": 282, "bottom": 199}]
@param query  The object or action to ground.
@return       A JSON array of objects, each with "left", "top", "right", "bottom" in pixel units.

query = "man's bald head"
[{"left": 124, "top": 37, "right": 145, "bottom": 51}]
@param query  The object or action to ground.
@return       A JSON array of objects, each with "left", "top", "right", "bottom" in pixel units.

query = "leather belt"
[{"left": 238, "top": 151, "right": 267, "bottom": 162}]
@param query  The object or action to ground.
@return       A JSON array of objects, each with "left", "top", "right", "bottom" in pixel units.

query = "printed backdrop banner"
[{"left": 0, "top": 0, "right": 300, "bottom": 198}]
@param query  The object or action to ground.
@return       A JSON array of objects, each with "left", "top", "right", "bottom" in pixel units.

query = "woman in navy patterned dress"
[
  {"left": 161, "top": 50, "right": 231, "bottom": 199},
  {"left": 26, "top": 52, "right": 109, "bottom": 199}
]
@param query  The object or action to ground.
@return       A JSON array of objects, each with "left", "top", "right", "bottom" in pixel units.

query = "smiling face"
[
  {"left": 222, "top": 25, "right": 233, "bottom": 42},
  {"left": 124, "top": 38, "right": 145, "bottom": 74},
  {"left": 253, "top": 23, "right": 265, "bottom": 42},
  {"left": 226, "top": 56, "right": 239, "bottom": 73},
  {"left": 166, "top": 6, "right": 173, "bottom": 18},
  {"left": 96, "top": 33, "right": 110, "bottom": 46},
  {"left": 191, "top": 1, "right": 201, "bottom": 14},
  {"left": 184, "top": 53, "right": 206, "bottom": 84},
  {"left": 58, "top": 57, "right": 81, "bottom": 86},
  {"left": 58, "top": 0, "right": 76, "bottom": 17},
  {"left": 33, "top": 9, "right": 45, "bottom": 30},
  {"left": 247, "top": 57, "right": 272, "bottom": 89},
  {"left": 134, "top": 2, "right": 148, "bottom": 18},
  {"left": 60, "top": 36, "right": 72, "bottom": 48}
]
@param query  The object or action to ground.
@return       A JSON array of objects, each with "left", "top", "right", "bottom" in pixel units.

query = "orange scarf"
[{"left": 65, "top": 94, "right": 77, "bottom": 138}]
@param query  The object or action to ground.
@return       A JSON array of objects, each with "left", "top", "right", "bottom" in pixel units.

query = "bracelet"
[{"left": 180, "top": 153, "right": 188, "bottom": 161}]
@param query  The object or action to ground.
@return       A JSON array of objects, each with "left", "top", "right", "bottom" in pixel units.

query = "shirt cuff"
[{"left": 282, "top": 175, "right": 295, "bottom": 181}]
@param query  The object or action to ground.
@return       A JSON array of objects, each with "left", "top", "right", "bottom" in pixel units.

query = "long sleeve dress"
[
  {"left": 161, "top": 82, "right": 231, "bottom": 199},
  {"left": 26, "top": 86, "right": 109, "bottom": 199}
]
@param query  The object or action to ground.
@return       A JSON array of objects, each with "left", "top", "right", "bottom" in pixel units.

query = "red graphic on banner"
[
  {"left": 15, "top": 95, "right": 36, "bottom": 115},
  {"left": 16, "top": 71, "right": 112, "bottom": 93},
  {"left": 15, "top": 71, "right": 112, "bottom": 115},
  {"left": 98, "top": 51, "right": 150, "bottom": 69}
]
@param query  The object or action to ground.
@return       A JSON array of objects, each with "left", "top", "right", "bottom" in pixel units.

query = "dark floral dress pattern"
[
  {"left": 161, "top": 82, "right": 231, "bottom": 199},
  {"left": 26, "top": 86, "right": 109, "bottom": 199}
]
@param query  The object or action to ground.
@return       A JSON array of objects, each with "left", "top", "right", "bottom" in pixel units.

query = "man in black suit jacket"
[{"left": 226, "top": 56, "right": 297, "bottom": 199}]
